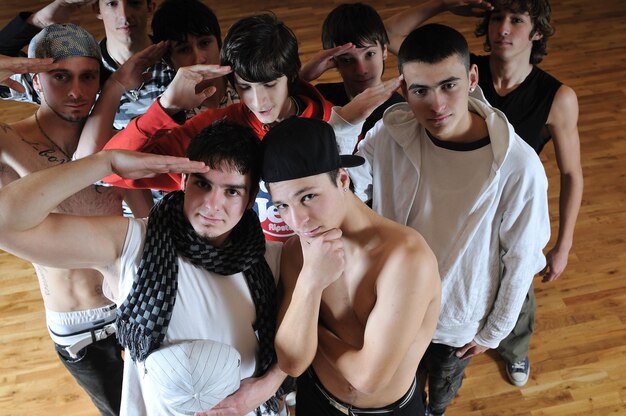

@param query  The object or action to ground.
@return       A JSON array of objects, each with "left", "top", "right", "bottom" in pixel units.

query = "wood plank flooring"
[{"left": 1, "top": 0, "right": 626, "bottom": 414}]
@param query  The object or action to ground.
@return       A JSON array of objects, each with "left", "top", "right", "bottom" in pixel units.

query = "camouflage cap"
[{"left": 28, "top": 23, "right": 102, "bottom": 62}]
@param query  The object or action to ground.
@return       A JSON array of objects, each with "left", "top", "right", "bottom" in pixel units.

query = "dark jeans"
[
  {"left": 296, "top": 368, "right": 425, "bottom": 416},
  {"left": 497, "top": 283, "right": 536, "bottom": 363},
  {"left": 55, "top": 335, "right": 124, "bottom": 416},
  {"left": 418, "top": 342, "right": 471, "bottom": 416}
]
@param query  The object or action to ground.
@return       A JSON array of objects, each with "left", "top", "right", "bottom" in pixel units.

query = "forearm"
[
  {"left": 554, "top": 171, "right": 583, "bottom": 251},
  {"left": 0, "top": 151, "right": 113, "bottom": 232},
  {"left": 275, "top": 279, "right": 324, "bottom": 376},
  {"left": 385, "top": 0, "right": 446, "bottom": 54},
  {"left": 76, "top": 79, "right": 126, "bottom": 158},
  {"left": 255, "top": 363, "right": 288, "bottom": 401}
]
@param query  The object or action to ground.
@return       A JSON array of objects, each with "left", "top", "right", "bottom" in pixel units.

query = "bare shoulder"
[
  {"left": 549, "top": 84, "right": 579, "bottom": 124},
  {"left": 376, "top": 217, "right": 439, "bottom": 290}
]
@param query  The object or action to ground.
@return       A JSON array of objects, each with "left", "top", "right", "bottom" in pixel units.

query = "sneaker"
[{"left": 506, "top": 356, "right": 530, "bottom": 386}]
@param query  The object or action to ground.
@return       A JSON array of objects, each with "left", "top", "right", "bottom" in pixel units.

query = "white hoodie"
[{"left": 349, "top": 96, "right": 550, "bottom": 348}]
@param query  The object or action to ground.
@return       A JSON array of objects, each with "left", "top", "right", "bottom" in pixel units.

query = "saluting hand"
[
  {"left": 300, "top": 43, "right": 356, "bottom": 82},
  {"left": 106, "top": 150, "right": 210, "bottom": 180},
  {"left": 0, "top": 55, "right": 57, "bottom": 93},
  {"left": 159, "top": 64, "right": 232, "bottom": 115}
]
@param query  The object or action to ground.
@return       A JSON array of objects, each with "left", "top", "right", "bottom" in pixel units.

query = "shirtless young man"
[
  {"left": 261, "top": 116, "right": 440, "bottom": 416},
  {"left": 0, "top": 24, "right": 133, "bottom": 415}
]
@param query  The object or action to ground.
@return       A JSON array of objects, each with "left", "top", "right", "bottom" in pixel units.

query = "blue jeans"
[
  {"left": 55, "top": 335, "right": 124, "bottom": 416},
  {"left": 418, "top": 342, "right": 471, "bottom": 415}
]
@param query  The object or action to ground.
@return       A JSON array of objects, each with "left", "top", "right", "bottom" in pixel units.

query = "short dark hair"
[
  {"left": 151, "top": 0, "right": 222, "bottom": 48},
  {"left": 397, "top": 24, "right": 470, "bottom": 73},
  {"left": 475, "top": 0, "right": 554, "bottom": 64},
  {"left": 186, "top": 119, "right": 262, "bottom": 196},
  {"left": 321, "top": 3, "right": 389, "bottom": 49},
  {"left": 220, "top": 13, "right": 301, "bottom": 89}
]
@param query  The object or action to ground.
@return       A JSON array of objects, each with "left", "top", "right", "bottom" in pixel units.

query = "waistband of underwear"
[
  {"left": 45, "top": 303, "right": 116, "bottom": 334},
  {"left": 46, "top": 304, "right": 117, "bottom": 359},
  {"left": 306, "top": 368, "right": 417, "bottom": 415}
]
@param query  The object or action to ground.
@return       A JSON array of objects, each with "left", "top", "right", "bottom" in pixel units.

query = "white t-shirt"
[{"left": 116, "top": 218, "right": 282, "bottom": 416}]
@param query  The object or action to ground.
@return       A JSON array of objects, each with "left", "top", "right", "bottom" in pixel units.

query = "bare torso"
[
  {"left": 311, "top": 218, "right": 439, "bottom": 407},
  {"left": 0, "top": 120, "right": 124, "bottom": 312}
]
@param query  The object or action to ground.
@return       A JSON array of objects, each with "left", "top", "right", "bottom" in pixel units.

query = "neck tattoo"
[{"left": 34, "top": 111, "right": 73, "bottom": 161}]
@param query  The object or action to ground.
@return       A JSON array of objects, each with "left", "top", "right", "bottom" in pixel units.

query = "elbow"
[{"left": 276, "top": 353, "right": 309, "bottom": 378}]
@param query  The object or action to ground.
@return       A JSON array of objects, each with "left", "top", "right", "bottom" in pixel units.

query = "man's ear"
[
  {"left": 247, "top": 184, "right": 260, "bottom": 210},
  {"left": 382, "top": 43, "right": 388, "bottom": 61},
  {"left": 338, "top": 168, "right": 350, "bottom": 189},
  {"left": 468, "top": 63, "right": 479, "bottom": 92},
  {"left": 530, "top": 30, "right": 543, "bottom": 41},
  {"left": 32, "top": 73, "right": 43, "bottom": 97},
  {"left": 400, "top": 76, "right": 408, "bottom": 97},
  {"left": 93, "top": 1, "right": 102, "bottom": 20}
]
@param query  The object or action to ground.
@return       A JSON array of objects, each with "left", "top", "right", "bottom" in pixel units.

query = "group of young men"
[{"left": 0, "top": 0, "right": 582, "bottom": 415}]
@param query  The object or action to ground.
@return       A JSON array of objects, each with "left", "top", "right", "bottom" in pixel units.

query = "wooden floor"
[{"left": 1, "top": 0, "right": 626, "bottom": 415}]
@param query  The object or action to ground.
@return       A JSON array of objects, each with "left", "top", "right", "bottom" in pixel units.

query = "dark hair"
[
  {"left": 220, "top": 13, "right": 301, "bottom": 89},
  {"left": 321, "top": 3, "right": 389, "bottom": 50},
  {"left": 475, "top": 0, "right": 554, "bottom": 64},
  {"left": 186, "top": 119, "right": 262, "bottom": 196},
  {"left": 151, "top": 0, "right": 222, "bottom": 48},
  {"left": 398, "top": 24, "right": 470, "bottom": 73}
]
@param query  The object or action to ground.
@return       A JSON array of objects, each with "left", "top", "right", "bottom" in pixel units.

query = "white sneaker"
[{"left": 506, "top": 357, "right": 530, "bottom": 386}]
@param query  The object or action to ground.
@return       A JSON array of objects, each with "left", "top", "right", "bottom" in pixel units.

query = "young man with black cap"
[{"left": 261, "top": 116, "right": 440, "bottom": 416}]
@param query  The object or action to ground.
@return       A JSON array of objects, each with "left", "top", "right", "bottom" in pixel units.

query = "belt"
[
  {"left": 49, "top": 322, "right": 117, "bottom": 358},
  {"left": 309, "top": 369, "right": 417, "bottom": 415}
]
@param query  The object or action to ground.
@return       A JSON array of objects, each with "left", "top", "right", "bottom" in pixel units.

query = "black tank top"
[{"left": 471, "top": 54, "right": 562, "bottom": 154}]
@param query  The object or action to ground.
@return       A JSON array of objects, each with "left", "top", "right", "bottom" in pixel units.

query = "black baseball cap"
[{"left": 261, "top": 116, "right": 364, "bottom": 183}]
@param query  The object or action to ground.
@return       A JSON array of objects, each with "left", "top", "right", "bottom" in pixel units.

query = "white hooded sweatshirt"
[{"left": 349, "top": 96, "right": 550, "bottom": 348}]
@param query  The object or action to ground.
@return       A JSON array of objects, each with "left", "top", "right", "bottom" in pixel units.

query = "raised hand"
[
  {"left": 336, "top": 75, "right": 403, "bottom": 124},
  {"left": 300, "top": 43, "right": 356, "bottom": 82},
  {"left": 0, "top": 55, "right": 57, "bottom": 93},
  {"left": 159, "top": 64, "right": 232, "bottom": 114},
  {"left": 106, "top": 150, "right": 210, "bottom": 180},
  {"left": 29, "top": 0, "right": 97, "bottom": 28},
  {"left": 108, "top": 42, "right": 169, "bottom": 93},
  {"left": 445, "top": 0, "right": 494, "bottom": 17}
]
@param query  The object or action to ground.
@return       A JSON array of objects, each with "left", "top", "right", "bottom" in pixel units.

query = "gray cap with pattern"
[{"left": 28, "top": 23, "right": 102, "bottom": 62}]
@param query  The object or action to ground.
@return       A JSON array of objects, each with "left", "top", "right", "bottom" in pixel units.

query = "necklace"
[{"left": 34, "top": 111, "right": 73, "bottom": 161}]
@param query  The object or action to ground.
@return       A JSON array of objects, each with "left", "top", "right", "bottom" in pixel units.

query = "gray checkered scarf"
[{"left": 116, "top": 191, "right": 278, "bottom": 389}]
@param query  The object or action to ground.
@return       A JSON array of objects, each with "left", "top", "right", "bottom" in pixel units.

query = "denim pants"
[
  {"left": 55, "top": 335, "right": 124, "bottom": 416},
  {"left": 418, "top": 342, "right": 471, "bottom": 415}
]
